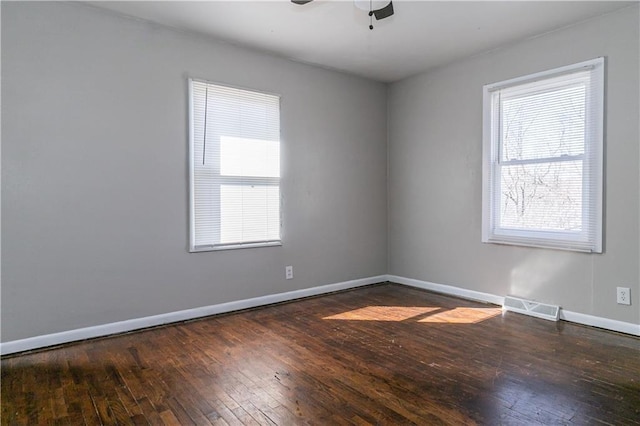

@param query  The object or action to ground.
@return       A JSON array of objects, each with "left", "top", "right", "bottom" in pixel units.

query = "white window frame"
[
  {"left": 481, "top": 58, "right": 604, "bottom": 253},
  {"left": 189, "top": 78, "right": 282, "bottom": 252}
]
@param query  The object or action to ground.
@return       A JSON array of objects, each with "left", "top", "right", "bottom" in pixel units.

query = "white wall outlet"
[
  {"left": 616, "top": 287, "right": 631, "bottom": 305},
  {"left": 285, "top": 266, "right": 293, "bottom": 280}
]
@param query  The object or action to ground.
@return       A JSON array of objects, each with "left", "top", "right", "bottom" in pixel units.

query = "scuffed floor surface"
[{"left": 2, "top": 283, "right": 639, "bottom": 425}]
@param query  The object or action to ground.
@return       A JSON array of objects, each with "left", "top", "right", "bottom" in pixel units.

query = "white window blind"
[
  {"left": 189, "top": 79, "right": 281, "bottom": 252},
  {"left": 482, "top": 58, "right": 604, "bottom": 252}
]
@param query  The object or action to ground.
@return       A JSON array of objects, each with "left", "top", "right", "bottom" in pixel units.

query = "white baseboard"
[
  {"left": 560, "top": 310, "right": 640, "bottom": 336},
  {"left": 3, "top": 274, "right": 638, "bottom": 355},
  {"left": 0, "top": 275, "right": 386, "bottom": 356},
  {"left": 387, "top": 274, "right": 640, "bottom": 337},
  {"left": 387, "top": 274, "right": 505, "bottom": 306}
]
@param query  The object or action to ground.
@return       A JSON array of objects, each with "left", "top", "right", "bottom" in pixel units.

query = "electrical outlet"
[
  {"left": 285, "top": 266, "right": 293, "bottom": 280},
  {"left": 616, "top": 287, "right": 631, "bottom": 305}
]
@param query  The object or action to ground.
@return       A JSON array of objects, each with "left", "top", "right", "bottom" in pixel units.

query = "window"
[
  {"left": 189, "top": 79, "right": 281, "bottom": 252},
  {"left": 482, "top": 58, "right": 604, "bottom": 252}
]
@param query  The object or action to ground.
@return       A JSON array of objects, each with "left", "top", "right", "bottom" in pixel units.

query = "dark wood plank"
[{"left": 2, "top": 283, "right": 639, "bottom": 425}]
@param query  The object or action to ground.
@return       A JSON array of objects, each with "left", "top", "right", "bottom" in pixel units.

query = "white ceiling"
[{"left": 88, "top": 1, "right": 636, "bottom": 82}]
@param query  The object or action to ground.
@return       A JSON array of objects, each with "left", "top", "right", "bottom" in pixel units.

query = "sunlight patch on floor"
[
  {"left": 418, "top": 307, "right": 502, "bottom": 324},
  {"left": 323, "top": 306, "right": 440, "bottom": 321},
  {"left": 323, "top": 306, "right": 503, "bottom": 324}
]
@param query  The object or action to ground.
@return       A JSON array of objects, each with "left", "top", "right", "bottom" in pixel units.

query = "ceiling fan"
[{"left": 291, "top": 0, "right": 395, "bottom": 30}]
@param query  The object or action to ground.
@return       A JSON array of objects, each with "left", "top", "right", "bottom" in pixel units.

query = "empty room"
[{"left": 2, "top": 1, "right": 639, "bottom": 424}]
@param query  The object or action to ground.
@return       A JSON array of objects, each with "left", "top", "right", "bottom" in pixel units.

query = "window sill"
[
  {"left": 482, "top": 237, "right": 600, "bottom": 253},
  {"left": 190, "top": 241, "right": 282, "bottom": 253}
]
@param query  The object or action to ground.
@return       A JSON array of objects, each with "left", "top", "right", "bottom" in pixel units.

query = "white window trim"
[
  {"left": 481, "top": 58, "right": 604, "bottom": 253},
  {"left": 188, "top": 78, "right": 282, "bottom": 252}
]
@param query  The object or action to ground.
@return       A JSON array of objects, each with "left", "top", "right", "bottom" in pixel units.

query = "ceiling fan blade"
[
  {"left": 354, "top": 0, "right": 389, "bottom": 11},
  {"left": 291, "top": 0, "right": 313, "bottom": 4},
  {"left": 373, "top": 1, "right": 394, "bottom": 20}
]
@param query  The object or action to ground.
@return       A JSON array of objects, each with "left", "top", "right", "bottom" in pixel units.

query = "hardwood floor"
[{"left": 2, "top": 283, "right": 640, "bottom": 425}]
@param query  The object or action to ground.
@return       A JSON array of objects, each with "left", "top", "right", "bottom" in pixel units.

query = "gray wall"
[
  {"left": 1, "top": 2, "right": 388, "bottom": 341},
  {"left": 3, "top": 2, "right": 639, "bottom": 343},
  {"left": 388, "top": 6, "right": 639, "bottom": 324}
]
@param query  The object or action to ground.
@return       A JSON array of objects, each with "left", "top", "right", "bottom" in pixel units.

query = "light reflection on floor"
[
  {"left": 323, "top": 306, "right": 502, "bottom": 324},
  {"left": 323, "top": 306, "right": 440, "bottom": 321},
  {"left": 418, "top": 307, "right": 502, "bottom": 323}
]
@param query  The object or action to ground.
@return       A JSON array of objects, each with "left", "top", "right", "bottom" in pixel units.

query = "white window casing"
[
  {"left": 189, "top": 79, "right": 281, "bottom": 252},
  {"left": 482, "top": 58, "right": 604, "bottom": 253}
]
